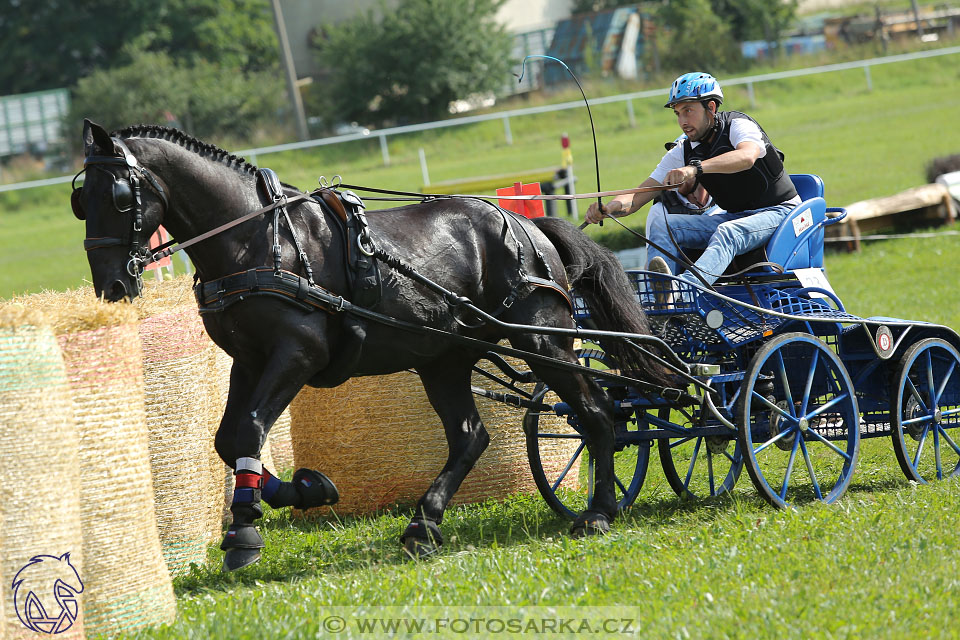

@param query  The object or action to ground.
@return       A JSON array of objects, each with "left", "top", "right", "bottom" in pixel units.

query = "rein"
[
  {"left": 145, "top": 180, "right": 680, "bottom": 271},
  {"left": 146, "top": 193, "right": 312, "bottom": 266},
  {"left": 335, "top": 182, "right": 683, "bottom": 202}
]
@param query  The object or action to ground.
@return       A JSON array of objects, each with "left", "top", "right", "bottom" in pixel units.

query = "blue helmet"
[{"left": 664, "top": 72, "right": 723, "bottom": 108}]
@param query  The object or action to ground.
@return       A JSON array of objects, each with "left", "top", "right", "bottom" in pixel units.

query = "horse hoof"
[
  {"left": 570, "top": 511, "right": 611, "bottom": 539},
  {"left": 402, "top": 537, "right": 439, "bottom": 560},
  {"left": 293, "top": 468, "right": 340, "bottom": 508},
  {"left": 223, "top": 548, "right": 261, "bottom": 572},
  {"left": 399, "top": 518, "right": 443, "bottom": 560}
]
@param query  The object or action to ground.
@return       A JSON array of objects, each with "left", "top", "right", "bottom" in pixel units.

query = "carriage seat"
[{"left": 724, "top": 174, "right": 839, "bottom": 277}]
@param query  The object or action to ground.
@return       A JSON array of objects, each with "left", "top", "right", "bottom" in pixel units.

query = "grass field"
[
  {"left": 1, "top": 49, "right": 959, "bottom": 296},
  {"left": 117, "top": 220, "right": 960, "bottom": 639},
  {"left": 5, "top": 47, "right": 960, "bottom": 639}
]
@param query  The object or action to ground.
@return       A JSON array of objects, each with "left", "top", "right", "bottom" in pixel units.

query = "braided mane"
[{"left": 111, "top": 124, "right": 258, "bottom": 175}]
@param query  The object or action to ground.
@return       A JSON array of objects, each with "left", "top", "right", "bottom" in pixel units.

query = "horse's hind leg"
[
  {"left": 509, "top": 332, "right": 618, "bottom": 536},
  {"left": 401, "top": 359, "right": 489, "bottom": 558}
]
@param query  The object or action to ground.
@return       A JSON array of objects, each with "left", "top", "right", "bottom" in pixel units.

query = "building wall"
[
  {"left": 497, "top": 0, "right": 574, "bottom": 33},
  {"left": 279, "top": 0, "right": 394, "bottom": 80},
  {"left": 279, "top": 0, "right": 573, "bottom": 80}
]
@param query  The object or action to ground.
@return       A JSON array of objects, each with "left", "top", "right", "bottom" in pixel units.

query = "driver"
[{"left": 586, "top": 72, "right": 800, "bottom": 294}]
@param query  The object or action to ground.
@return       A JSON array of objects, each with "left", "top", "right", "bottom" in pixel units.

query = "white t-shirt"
[
  {"left": 650, "top": 118, "right": 766, "bottom": 183},
  {"left": 650, "top": 117, "right": 800, "bottom": 208}
]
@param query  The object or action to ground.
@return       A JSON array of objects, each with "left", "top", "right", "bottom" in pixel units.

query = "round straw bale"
[
  {"left": 23, "top": 289, "right": 176, "bottom": 636},
  {"left": 139, "top": 306, "right": 217, "bottom": 575},
  {"left": 206, "top": 345, "right": 233, "bottom": 526},
  {"left": 288, "top": 349, "right": 580, "bottom": 516},
  {"left": 0, "top": 314, "right": 85, "bottom": 640},
  {"left": 139, "top": 276, "right": 226, "bottom": 544},
  {"left": 268, "top": 408, "right": 295, "bottom": 472}
]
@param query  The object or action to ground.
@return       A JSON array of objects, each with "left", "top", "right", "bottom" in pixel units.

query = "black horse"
[{"left": 73, "top": 119, "right": 667, "bottom": 570}]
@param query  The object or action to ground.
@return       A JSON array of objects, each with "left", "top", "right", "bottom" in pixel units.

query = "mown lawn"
[
  {"left": 7, "top": 48, "right": 959, "bottom": 640},
  {"left": 121, "top": 222, "right": 960, "bottom": 640},
  {"left": 2, "top": 50, "right": 959, "bottom": 295}
]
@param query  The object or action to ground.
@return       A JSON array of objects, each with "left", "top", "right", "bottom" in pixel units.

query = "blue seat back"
[{"left": 765, "top": 174, "right": 827, "bottom": 271}]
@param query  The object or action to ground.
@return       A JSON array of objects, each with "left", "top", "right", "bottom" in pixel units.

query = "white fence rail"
[{"left": 3, "top": 45, "right": 959, "bottom": 194}]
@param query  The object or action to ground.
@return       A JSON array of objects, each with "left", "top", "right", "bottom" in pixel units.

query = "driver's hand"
[{"left": 585, "top": 199, "right": 623, "bottom": 225}]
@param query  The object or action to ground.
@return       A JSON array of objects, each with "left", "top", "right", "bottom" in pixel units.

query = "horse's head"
[{"left": 73, "top": 119, "right": 169, "bottom": 301}]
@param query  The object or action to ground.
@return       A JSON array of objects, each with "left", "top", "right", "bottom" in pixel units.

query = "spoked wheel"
[
  {"left": 524, "top": 348, "right": 649, "bottom": 520},
  {"left": 891, "top": 338, "right": 960, "bottom": 483},
  {"left": 738, "top": 333, "right": 860, "bottom": 509},
  {"left": 657, "top": 407, "right": 743, "bottom": 500}
]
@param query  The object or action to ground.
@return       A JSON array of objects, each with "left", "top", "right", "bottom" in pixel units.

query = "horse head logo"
[{"left": 12, "top": 553, "right": 84, "bottom": 634}]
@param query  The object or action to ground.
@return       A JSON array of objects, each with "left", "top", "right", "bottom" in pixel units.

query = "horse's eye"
[{"left": 112, "top": 180, "right": 134, "bottom": 212}]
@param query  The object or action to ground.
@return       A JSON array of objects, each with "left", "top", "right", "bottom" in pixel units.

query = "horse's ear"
[{"left": 83, "top": 119, "right": 114, "bottom": 156}]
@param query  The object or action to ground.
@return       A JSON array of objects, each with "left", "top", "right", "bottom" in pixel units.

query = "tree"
[
  {"left": 68, "top": 46, "right": 284, "bottom": 142},
  {"left": 652, "top": 0, "right": 743, "bottom": 73},
  {"left": 312, "top": 0, "right": 513, "bottom": 125},
  {"left": 711, "top": 0, "right": 797, "bottom": 47},
  {"left": 0, "top": 0, "right": 279, "bottom": 95}
]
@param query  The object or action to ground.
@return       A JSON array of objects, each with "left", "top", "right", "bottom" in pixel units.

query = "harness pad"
[{"left": 314, "top": 188, "right": 383, "bottom": 308}]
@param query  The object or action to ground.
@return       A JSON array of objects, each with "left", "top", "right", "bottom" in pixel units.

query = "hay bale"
[
  {"left": 0, "top": 311, "right": 85, "bottom": 639},
  {"left": 139, "top": 306, "right": 217, "bottom": 574},
  {"left": 138, "top": 276, "right": 227, "bottom": 544},
  {"left": 268, "top": 408, "right": 295, "bottom": 472},
  {"left": 289, "top": 352, "right": 580, "bottom": 516},
  {"left": 21, "top": 290, "right": 176, "bottom": 637},
  {"left": 206, "top": 346, "right": 233, "bottom": 525}
]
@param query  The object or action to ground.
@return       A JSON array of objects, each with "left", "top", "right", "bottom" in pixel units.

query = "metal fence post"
[
  {"left": 503, "top": 116, "right": 513, "bottom": 145},
  {"left": 864, "top": 64, "right": 873, "bottom": 91},
  {"left": 626, "top": 99, "right": 636, "bottom": 128},
  {"left": 379, "top": 134, "right": 391, "bottom": 166},
  {"left": 419, "top": 147, "right": 430, "bottom": 186},
  {"left": 747, "top": 81, "right": 757, "bottom": 109}
]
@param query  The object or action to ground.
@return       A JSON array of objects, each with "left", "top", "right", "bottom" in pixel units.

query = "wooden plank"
[
  {"left": 826, "top": 183, "right": 956, "bottom": 251},
  {"left": 843, "top": 183, "right": 954, "bottom": 220}
]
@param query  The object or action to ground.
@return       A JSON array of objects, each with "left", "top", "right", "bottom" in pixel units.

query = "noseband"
[{"left": 73, "top": 137, "right": 170, "bottom": 294}]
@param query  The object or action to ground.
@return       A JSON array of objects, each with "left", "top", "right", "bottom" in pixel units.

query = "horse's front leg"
[
  {"left": 400, "top": 360, "right": 489, "bottom": 559},
  {"left": 215, "top": 355, "right": 338, "bottom": 571}
]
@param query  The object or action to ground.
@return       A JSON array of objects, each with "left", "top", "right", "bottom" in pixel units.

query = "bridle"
[{"left": 72, "top": 137, "right": 170, "bottom": 295}]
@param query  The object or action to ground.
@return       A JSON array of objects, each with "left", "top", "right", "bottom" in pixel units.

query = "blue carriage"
[{"left": 525, "top": 174, "right": 960, "bottom": 515}]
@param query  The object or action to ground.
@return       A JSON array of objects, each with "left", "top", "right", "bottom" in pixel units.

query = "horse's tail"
[{"left": 532, "top": 217, "right": 673, "bottom": 385}]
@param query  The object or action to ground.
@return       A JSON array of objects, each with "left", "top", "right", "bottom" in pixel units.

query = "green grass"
[
  {"left": 132, "top": 439, "right": 960, "bottom": 639},
  {"left": 3, "top": 49, "right": 959, "bottom": 296},
  {"left": 118, "top": 217, "right": 960, "bottom": 640},
  {"left": 8, "top": 47, "right": 960, "bottom": 639}
]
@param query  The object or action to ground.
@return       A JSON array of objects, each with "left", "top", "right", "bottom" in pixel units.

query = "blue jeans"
[{"left": 645, "top": 203, "right": 795, "bottom": 286}]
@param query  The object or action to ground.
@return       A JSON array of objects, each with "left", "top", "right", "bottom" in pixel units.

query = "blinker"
[
  {"left": 112, "top": 179, "right": 134, "bottom": 212},
  {"left": 71, "top": 188, "right": 85, "bottom": 220}
]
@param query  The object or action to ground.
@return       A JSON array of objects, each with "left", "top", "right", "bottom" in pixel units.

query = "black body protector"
[{"left": 683, "top": 111, "right": 797, "bottom": 213}]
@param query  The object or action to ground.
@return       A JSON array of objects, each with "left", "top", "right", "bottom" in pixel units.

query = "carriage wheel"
[
  {"left": 657, "top": 407, "right": 743, "bottom": 500},
  {"left": 891, "top": 338, "right": 960, "bottom": 483},
  {"left": 524, "top": 349, "right": 649, "bottom": 520},
  {"left": 738, "top": 333, "right": 860, "bottom": 509}
]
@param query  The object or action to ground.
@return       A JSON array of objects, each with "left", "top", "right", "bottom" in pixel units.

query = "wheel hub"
[
  {"left": 770, "top": 400, "right": 796, "bottom": 451},
  {"left": 904, "top": 396, "right": 927, "bottom": 440},
  {"left": 705, "top": 436, "right": 730, "bottom": 455}
]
